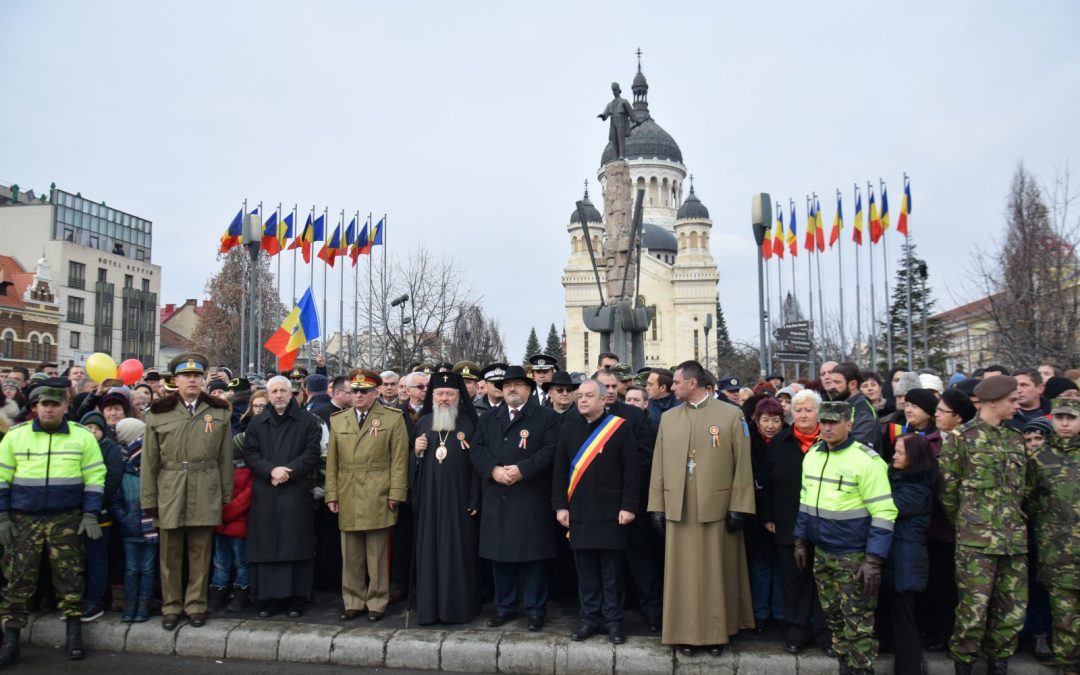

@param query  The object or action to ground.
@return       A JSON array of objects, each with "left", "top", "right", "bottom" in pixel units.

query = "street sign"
[{"left": 775, "top": 351, "right": 810, "bottom": 362}]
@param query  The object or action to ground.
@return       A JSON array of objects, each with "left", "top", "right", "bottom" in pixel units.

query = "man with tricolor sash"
[{"left": 552, "top": 380, "right": 639, "bottom": 644}]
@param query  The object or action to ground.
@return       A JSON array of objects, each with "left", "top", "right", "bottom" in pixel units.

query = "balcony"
[
  {"left": 67, "top": 312, "right": 85, "bottom": 324},
  {"left": 68, "top": 277, "right": 86, "bottom": 290}
]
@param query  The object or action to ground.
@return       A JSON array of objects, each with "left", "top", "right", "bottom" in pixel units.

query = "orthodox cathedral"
[{"left": 562, "top": 61, "right": 720, "bottom": 371}]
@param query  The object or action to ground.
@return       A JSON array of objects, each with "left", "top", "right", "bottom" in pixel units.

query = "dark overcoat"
[
  {"left": 885, "top": 467, "right": 934, "bottom": 593},
  {"left": 551, "top": 412, "right": 639, "bottom": 550},
  {"left": 470, "top": 397, "right": 560, "bottom": 562},
  {"left": 242, "top": 399, "right": 322, "bottom": 563},
  {"left": 758, "top": 425, "right": 805, "bottom": 546}
]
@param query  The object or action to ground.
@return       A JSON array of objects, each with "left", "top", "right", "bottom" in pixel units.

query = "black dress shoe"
[
  {"left": 753, "top": 624, "right": 767, "bottom": 635},
  {"left": 570, "top": 623, "right": 600, "bottom": 641},
  {"left": 608, "top": 626, "right": 626, "bottom": 645},
  {"left": 526, "top": 615, "right": 544, "bottom": 631},
  {"left": 487, "top": 613, "right": 514, "bottom": 627},
  {"left": 821, "top": 644, "right": 837, "bottom": 658},
  {"left": 287, "top": 605, "right": 304, "bottom": 619},
  {"left": 784, "top": 640, "right": 804, "bottom": 654},
  {"left": 647, "top": 617, "right": 661, "bottom": 632},
  {"left": 161, "top": 614, "right": 180, "bottom": 631},
  {"left": 708, "top": 644, "right": 724, "bottom": 657},
  {"left": 367, "top": 611, "right": 384, "bottom": 622},
  {"left": 188, "top": 613, "right": 206, "bottom": 627},
  {"left": 257, "top": 602, "right": 276, "bottom": 619},
  {"left": 678, "top": 645, "right": 696, "bottom": 655},
  {"left": 340, "top": 609, "right": 363, "bottom": 621}
]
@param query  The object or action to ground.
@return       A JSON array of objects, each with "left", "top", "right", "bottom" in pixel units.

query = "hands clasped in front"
[
  {"left": 270, "top": 466, "right": 292, "bottom": 486},
  {"left": 491, "top": 465, "right": 523, "bottom": 485}
]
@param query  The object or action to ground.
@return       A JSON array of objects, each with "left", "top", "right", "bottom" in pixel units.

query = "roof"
[
  {"left": 159, "top": 324, "right": 192, "bottom": 350},
  {"left": 676, "top": 184, "right": 710, "bottom": 221},
  {"left": 601, "top": 117, "right": 683, "bottom": 166},
  {"left": 642, "top": 223, "right": 677, "bottom": 253},
  {"left": 932, "top": 294, "right": 1001, "bottom": 324},
  {"left": 569, "top": 193, "right": 603, "bottom": 225},
  {"left": 0, "top": 255, "right": 33, "bottom": 309},
  {"left": 161, "top": 299, "right": 212, "bottom": 324}
]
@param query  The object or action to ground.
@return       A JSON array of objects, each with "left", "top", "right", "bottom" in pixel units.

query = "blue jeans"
[
  {"left": 123, "top": 540, "right": 158, "bottom": 601},
  {"left": 750, "top": 557, "right": 786, "bottom": 622},
  {"left": 211, "top": 534, "right": 249, "bottom": 589},
  {"left": 83, "top": 526, "right": 111, "bottom": 610}
]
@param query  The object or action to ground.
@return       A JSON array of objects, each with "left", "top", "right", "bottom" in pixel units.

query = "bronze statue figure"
[{"left": 598, "top": 82, "right": 635, "bottom": 160}]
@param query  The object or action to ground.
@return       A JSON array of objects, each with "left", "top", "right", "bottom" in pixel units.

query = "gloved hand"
[
  {"left": 78, "top": 512, "right": 103, "bottom": 540},
  {"left": 649, "top": 511, "right": 666, "bottom": 537},
  {"left": 855, "top": 554, "right": 883, "bottom": 596},
  {"left": 793, "top": 538, "right": 810, "bottom": 572},
  {"left": 725, "top": 511, "right": 748, "bottom": 532},
  {"left": 0, "top": 511, "right": 12, "bottom": 548}
]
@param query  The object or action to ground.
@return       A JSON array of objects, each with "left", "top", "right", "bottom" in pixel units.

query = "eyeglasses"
[
  {"left": 250, "top": 403, "right": 266, "bottom": 410},
  {"left": 936, "top": 406, "right": 955, "bottom": 415},
  {"left": 551, "top": 386, "right": 572, "bottom": 394},
  {"left": 409, "top": 384, "right": 427, "bottom": 390}
]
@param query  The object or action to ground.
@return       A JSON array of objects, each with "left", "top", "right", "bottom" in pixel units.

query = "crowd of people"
[{"left": 0, "top": 352, "right": 1077, "bottom": 675}]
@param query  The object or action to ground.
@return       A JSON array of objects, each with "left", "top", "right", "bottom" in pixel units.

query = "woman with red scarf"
[{"left": 760, "top": 389, "right": 832, "bottom": 655}]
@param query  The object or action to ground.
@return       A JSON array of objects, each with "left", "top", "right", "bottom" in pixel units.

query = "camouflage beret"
[
  {"left": 818, "top": 400, "right": 851, "bottom": 422},
  {"left": 1051, "top": 398, "right": 1080, "bottom": 417},
  {"left": 973, "top": 375, "right": 1017, "bottom": 402}
]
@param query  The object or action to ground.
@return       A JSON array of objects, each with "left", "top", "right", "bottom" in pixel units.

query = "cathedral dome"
[
  {"left": 601, "top": 118, "right": 683, "bottom": 166},
  {"left": 642, "top": 222, "right": 677, "bottom": 254},
  {"left": 569, "top": 192, "right": 603, "bottom": 225},
  {"left": 676, "top": 183, "right": 709, "bottom": 221}
]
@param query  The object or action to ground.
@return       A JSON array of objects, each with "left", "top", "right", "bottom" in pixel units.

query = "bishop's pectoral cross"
[{"left": 687, "top": 458, "right": 697, "bottom": 478}]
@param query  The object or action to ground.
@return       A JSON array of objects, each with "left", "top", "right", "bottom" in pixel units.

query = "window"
[
  {"left": 41, "top": 335, "right": 51, "bottom": 361},
  {"left": 693, "top": 330, "right": 700, "bottom": 360},
  {"left": 70, "top": 331, "right": 80, "bottom": 349},
  {"left": 97, "top": 268, "right": 107, "bottom": 282},
  {"left": 651, "top": 313, "right": 658, "bottom": 341},
  {"left": 67, "top": 296, "right": 85, "bottom": 324},
  {"left": 1, "top": 331, "right": 12, "bottom": 358},
  {"left": 124, "top": 274, "right": 133, "bottom": 288},
  {"left": 583, "top": 332, "right": 590, "bottom": 370},
  {"left": 68, "top": 261, "right": 86, "bottom": 289},
  {"left": 29, "top": 335, "right": 39, "bottom": 360},
  {"left": 141, "top": 278, "right": 150, "bottom": 292}
]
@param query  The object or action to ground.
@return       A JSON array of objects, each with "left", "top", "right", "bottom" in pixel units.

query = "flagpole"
[
  {"left": 764, "top": 244, "right": 772, "bottom": 372},
  {"left": 814, "top": 194, "right": 825, "bottom": 360},
  {"left": 291, "top": 204, "right": 298, "bottom": 306},
  {"left": 836, "top": 189, "right": 846, "bottom": 359},
  {"left": 881, "top": 179, "right": 893, "bottom": 371},
  {"left": 336, "top": 210, "right": 344, "bottom": 376},
  {"left": 775, "top": 203, "right": 785, "bottom": 380},
  {"left": 867, "top": 183, "right": 877, "bottom": 369},
  {"left": 854, "top": 185, "right": 862, "bottom": 364},
  {"left": 273, "top": 202, "right": 282, "bottom": 373},
  {"left": 788, "top": 199, "right": 797, "bottom": 300},
  {"left": 352, "top": 210, "right": 359, "bottom": 369},
  {"left": 256, "top": 201, "right": 264, "bottom": 375},
  {"left": 805, "top": 195, "right": 815, "bottom": 376},
  {"left": 903, "top": 173, "right": 914, "bottom": 368},
  {"left": 381, "top": 213, "right": 388, "bottom": 367},
  {"left": 368, "top": 213, "right": 375, "bottom": 367},
  {"left": 308, "top": 206, "right": 315, "bottom": 371},
  {"left": 239, "top": 199, "right": 247, "bottom": 376}
]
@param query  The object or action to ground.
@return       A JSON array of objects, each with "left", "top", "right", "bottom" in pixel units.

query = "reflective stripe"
[
  {"left": 0, "top": 463, "right": 12, "bottom": 470},
  {"left": 871, "top": 517, "right": 895, "bottom": 532},
  {"left": 863, "top": 493, "right": 893, "bottom": 504},
  {"left": 800, "top": 504, "right": 870, "bottom": 520},
  {"left": 84, "top": 484, "right": 104, "bottom": 493},
  {"left": 11, "top": 477, "right": 85, "bottom": 486},
  {"left": 82, "top": 461, "right": 104, "bottom": 471},
  {"left": 805, "top": 474, "right": 842, "bottom": 486},
  {"left": 17, "top": 451, "right": 83, "bottom": 458}
]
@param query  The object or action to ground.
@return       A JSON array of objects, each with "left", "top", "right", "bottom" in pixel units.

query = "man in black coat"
[
  {"left": 242, "top": 375, "right": 323, "bottom": 618},
  {"left": 552, "top": 380, "right": 638, "bottom": 644},
  {"left": 470, "top": 365, "right": 561, "bottom": 631}
]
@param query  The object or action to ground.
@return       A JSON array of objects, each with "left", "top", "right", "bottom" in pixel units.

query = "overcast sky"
[{"left": 3, "top": 1, "right": 1079, "bottom": 362}]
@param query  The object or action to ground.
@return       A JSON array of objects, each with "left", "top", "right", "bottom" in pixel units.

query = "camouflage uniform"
[
  {"left": 3, "top": 512, "right": 84, "bottom": 626},
  {"left": 939, "top": 418, "right": 1030, "bottom": 665},
  {"left": 1029, "top": 432, "right": 1080, "bottom": 674},
  {"left": 814, "top": 552, "right": 877, "bottom": 672}
]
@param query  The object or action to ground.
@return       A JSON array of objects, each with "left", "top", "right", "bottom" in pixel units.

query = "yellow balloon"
[{"left": 85, "top": 352, "right": 118, "bottom": 383}]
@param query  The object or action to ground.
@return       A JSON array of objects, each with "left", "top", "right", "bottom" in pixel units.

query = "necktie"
[
  {"left": 188, "top": 403, "right": 196, "bottom": 416},
  {"left": 510, "top": 408, "right": 519, "bottom": 421}
]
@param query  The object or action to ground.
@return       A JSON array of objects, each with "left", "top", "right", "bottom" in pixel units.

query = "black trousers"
[
  {"left": 777, "top": 543, "right": 831, "bottom": 647},
  {"left": 622, "top": 515, "right": 662, "bottom": 623},
  {"left": 389, "top": 504, "right": 413, "bottom": 596},
  {"left": 574, "top": 548, "right": 624, "bottom": 628},
  {"left": 917, "top": 539, "right": 957, "bottom": 646},
  {"left": 882, "top": 587, "right": 922, "bottom": 675},
  {"left": 492, "top": 559, "right": 548, "bottom": 619}
]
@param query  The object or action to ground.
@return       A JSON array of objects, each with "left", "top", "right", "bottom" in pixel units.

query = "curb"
[{"left": 24, "top": 613, "right": 1058, "bottom": 674}]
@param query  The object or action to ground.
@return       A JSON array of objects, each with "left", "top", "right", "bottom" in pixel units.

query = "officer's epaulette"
[
  {"left": 329, "top": 407, "right": 351, "bottom": 417},
  {"left": 379, "top": 405, "right": 403, "bottom": 414}
]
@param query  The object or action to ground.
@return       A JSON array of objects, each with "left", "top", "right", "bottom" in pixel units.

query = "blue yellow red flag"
[
  {"left": 853, "top": 191, "right": 864, "bottom": 245},
  {"left": 218, "top": 209, "right": 243, "bottom": 253},
  {"left": 260, "top": 212, "right": 281, "bottom": 256},
  {"left": 881, "top": 186, "right": 891, "bottom": 235},
  {"left": 815, "top": 197, "right": 825, "bottom": 252},
  {"left": 897, "top": 180, "right": 911, "bottom": 236},
  {"left": 829, "top": 195, "right": 843, "bottom": 248},
  {"left": 773, "top": 206, "right": 785, "bottom": 259},
  {"left": 264, "top": 288, "right": 321, "bottom": 369},
  {"left": 787, "top": 203, "right": 798, "bottom": 256},
  {"left": 869, "top": 190, "right": 883, "bottom": 244}
]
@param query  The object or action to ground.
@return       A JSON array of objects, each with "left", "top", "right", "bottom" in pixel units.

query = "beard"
[{"left": 432, "top": 403, "right": 459, "bottom": 432}]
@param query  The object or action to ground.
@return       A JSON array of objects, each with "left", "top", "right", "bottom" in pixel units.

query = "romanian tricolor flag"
[
  {"left": 853, "top": 191, "right": 864, "bottom": 245},
  {"left": 869, "top": 190, "right": 883, "bottom": 244},
  {"left": 829, "top": 195, "right": 843, "bottom": 248},
  {"left": 762, "top": 221, "right": 773, "bottom": 260},
  {"left": 787, "top": 203, "right": 798, "bottom": 256},
  {"left": 881, "top": 186, "right": 891, "bottom": 235},
  {"left": 317, "top": 224, "right": 345, "bottom": 267},
  {"left": 288, "top": 213, "right": 315, "bottom": 262},
  {"left": 815, "top": 197, "right": 825, "bottom": 252},
  {"left": 897, "top": 180, "right": 911, "bottom": 236},
  {"left": 219, "top": 209, "right": 243, "bottom": 254},
  {"left": 260, "top": 212, "right": 282, "bottom": 256},
  {"left": 772, "top": 206, "right": 785, "bottom": 260},
  {"left": 279, "top": 212, "right": 294, "bottom": 251},
  {"left": 352, "top": 222, "right": 370, "bottom": 259},
  {"left": 264, "top": 288, "right": 321, "bottom": 371},
  {"left": 804, "top": 200, "right": 817, "bottom": 253},
  {"left": 371, "top": 217, "right": 384, "bottom": 248},
  {"left": 566, "top": 414, "right": 626, "bottom": 501},
  {"left": 344, "top": 217, "right": 358, "bottom": 267}
]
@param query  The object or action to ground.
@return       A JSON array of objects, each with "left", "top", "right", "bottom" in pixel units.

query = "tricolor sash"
[{"left": 567, "top": 414, "right": 626, "bottom": 501}]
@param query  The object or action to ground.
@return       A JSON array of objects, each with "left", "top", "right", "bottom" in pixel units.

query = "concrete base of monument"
[{"left": 21, "top": 593, "right": 1057, "bottom": 673}]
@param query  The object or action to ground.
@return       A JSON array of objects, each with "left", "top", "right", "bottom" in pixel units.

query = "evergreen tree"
[
  {"left": 523, "top": 327, "right": 541, "bottom": 364},
  {"left": 876, "top": 240, "right": 950, "bottom": 372},
  {"left": 715, "top": 301, "right": 734, "bottom": 364},
  {"left": 544, "top": 323, "right": 566, "bottom": 371}
]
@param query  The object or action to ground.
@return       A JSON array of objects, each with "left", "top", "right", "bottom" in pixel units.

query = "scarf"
[{"left": 793, "top": 425, "right": 820, "bottom": 453}]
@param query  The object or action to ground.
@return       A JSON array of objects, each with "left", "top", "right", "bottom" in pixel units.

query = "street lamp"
[
  {"left": 391, "top": 294, "right": 410, "bottom": 371},
  {"left": 751, "top": 193, "right": 772, "bottom": 378},
  {"left": 703, "top": 313, "right": 713, "bottom": 374}
]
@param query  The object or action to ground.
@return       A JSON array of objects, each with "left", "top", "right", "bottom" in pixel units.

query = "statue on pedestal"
[{"left": 598, "top": 83, "right": 635, "bottom": 160}]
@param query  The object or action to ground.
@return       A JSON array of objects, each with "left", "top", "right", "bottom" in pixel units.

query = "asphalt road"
[{"left": 14, "top": 645, "right": 442, "bottom": 674}]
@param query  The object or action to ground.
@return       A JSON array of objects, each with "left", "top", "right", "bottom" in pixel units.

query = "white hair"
[
  {"left": 403, "top": 372, "right": 428, "bottom": 387},
  {"left": 267, "top": 375, "right": 291, "bottom": 390},
  {"left": 791, "top": 388, "right": 823, "bottom": 410},
  {"left": 380, "top": 370, "right": 398, "bottom": 381}
]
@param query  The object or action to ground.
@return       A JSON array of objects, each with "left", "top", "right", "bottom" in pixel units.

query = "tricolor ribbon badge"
[
  {"left": 519, "top": 429, "right": 529, "bottom": 450},
  {"left": 710, "top": 425, "right": 720, "bottom": 448},
  {"left": 457, "top": 431, "right": 469, "bottom": 449},
  {"left": 204, "top": 415, "right": 213, "bottom": 433},
  {"left": 371, "top": 418, "right": 380, "bottom": 437}
]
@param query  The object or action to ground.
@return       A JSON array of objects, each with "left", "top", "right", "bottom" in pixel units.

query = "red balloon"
[{"left": 118, "top": 359, "right": 145, "bottom": 386}]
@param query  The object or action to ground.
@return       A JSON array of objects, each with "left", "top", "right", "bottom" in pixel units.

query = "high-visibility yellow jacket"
[
  {"left": 0, "top": 419, "right": 106, "bottom": 514},
  {"left": 794, "top": 436, "right": 897, "bottom": 559}
]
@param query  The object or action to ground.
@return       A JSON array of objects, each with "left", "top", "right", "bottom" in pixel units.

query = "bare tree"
[
  {"left": 969, "top": 163, "right": 1080, "bottom": 367},
  {"left": 443, "top": 304, "right": 507, "bottom": 365}
]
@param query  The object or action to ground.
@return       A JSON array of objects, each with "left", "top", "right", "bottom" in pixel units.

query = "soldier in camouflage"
[
  {"left": 939, "top": 375, "right": 1029, "bottom": 675},
  {"left": 1028, "top": 397, "right": 1080, "bottom": 675}
]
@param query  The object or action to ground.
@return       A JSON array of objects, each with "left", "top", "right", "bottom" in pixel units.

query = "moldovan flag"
[
  {"left": 773, "top": 206, "right": 785, "bottom": 259},
  {"left": 869, "top": 191, "right": 883, "bottom": 244},
  {"left": 264, "top": 288, "right": 321, "bottom": 371},
  {"left": 219, "top": 209, "right": 243, "bottom": 253},
  {"left": 787, "top": 203, "right": 798, "bottom": 256},
  {"left": 898, "top": 180, "right": 911, "bottom": 236},
  {"left": 853, "top": 191, "right": 864, "bottom": 245},
  {"left": 829, "top": 195, "right": 843, "bottom": 248}
]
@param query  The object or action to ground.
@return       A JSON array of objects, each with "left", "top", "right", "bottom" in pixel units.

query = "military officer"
[
  {"left": 794, "top": 400, "right": 897, "bottom": 675},
  {"left": 1028, "top": 397, "right": 1080, "bottom": 675},
  {"left": 528, "top": 353, "right": 558, "bottom": 406},
  {"left": 0, "top": 379, "right": 105, "bottom": 665},
  {"left": 142, "top": 353, "right": 234, "bottom": 631},
  {"left": 473, "top": 363, "right": 507, "bottom": 415},
  {"left": 325, "top": 369, "right": 409, "bottom": 622},
  {"left": 611, "top": 363, "right": 635, "bottom": 400},
  {"left": 939, "top": 375, "right": 1029, "bottom": 675},
  {"left": 453, "top": 361, "right": 481, "bottom": 401}
]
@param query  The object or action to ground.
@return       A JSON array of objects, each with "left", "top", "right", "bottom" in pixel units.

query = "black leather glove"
[
  {"left": 793, "top": 538, "right": 810, "bottom": 572},
  {"left": 649, "top": 511, "right": 666, "bottom": 537},
  {"left": 855, "top": 554, "right": 883, "bottom": 596},
  {"left": 725, "top": 511, "right": 748, "bottom": 532}
]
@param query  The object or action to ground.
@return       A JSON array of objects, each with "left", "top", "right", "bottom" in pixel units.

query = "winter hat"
[
  {"left": 1044, "top": 376, "right": 1079, "bottom": 402},
  {"left": 919, "top": 373, "right": 945, "bottom": 395},
  {"left": 115, "top": 418, "right": 146, "bottom": 446},
  {"left": 904, "top": 388, "right": 939, "bottom": 419},
  {"left": 79, "top": 410, "right": 107, "bottom": 432},
  {"left": 948, "top": 372, "right": 967, "bottom": 388},
  {"left": 941, "top": 389, "right": 977, "bottom": 424},
  {"left": 1022, "top": 417, "right": 1054, "bottom": 438},
  {"left": 893, "top": 372, "right": 922, "bottom": 397}
]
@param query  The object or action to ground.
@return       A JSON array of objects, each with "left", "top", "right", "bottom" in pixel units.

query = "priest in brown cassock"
[
  {"left": 411, "top": 372, "right": 481, "bottom": 624},
  {"left": 647, "top": 359, "right": 755, "bottom": 656}
]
